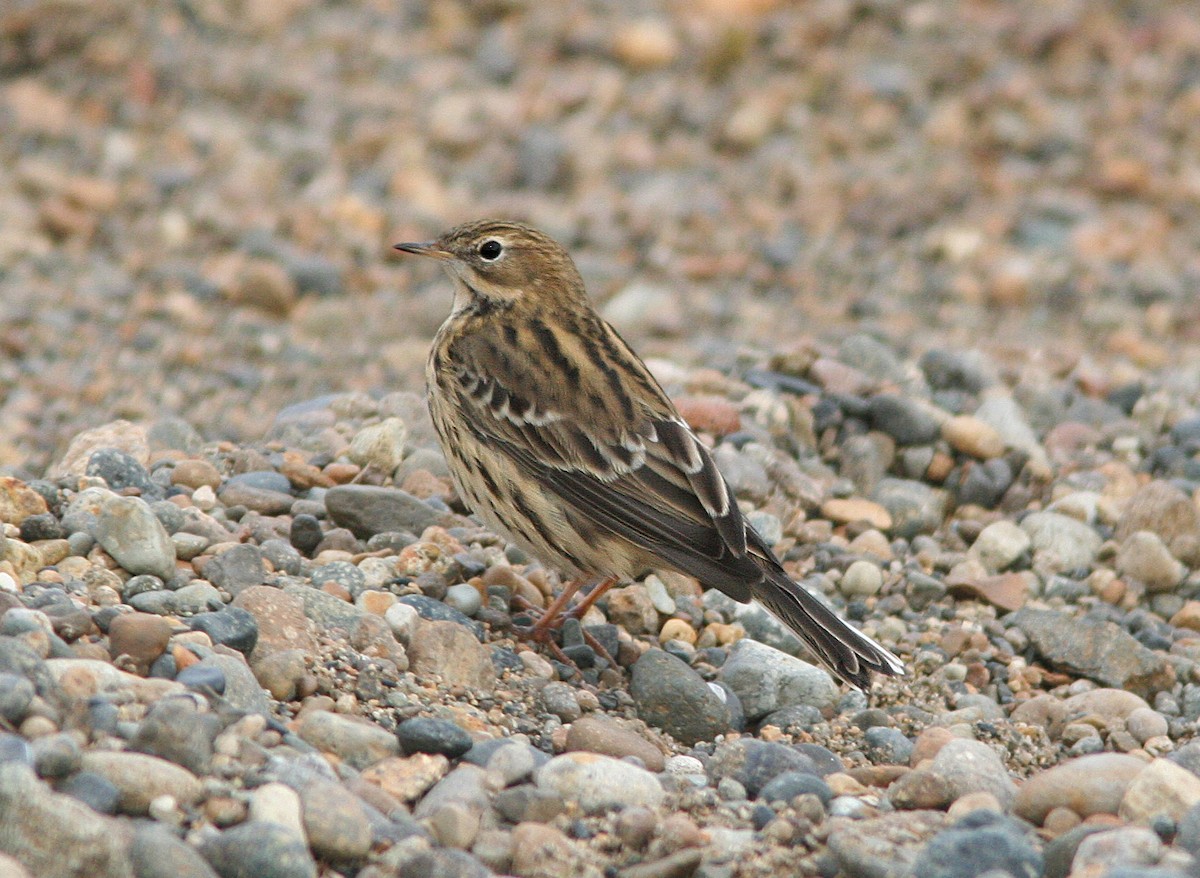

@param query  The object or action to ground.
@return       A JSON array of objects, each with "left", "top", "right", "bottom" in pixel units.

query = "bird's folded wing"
[{"left": 444, "top": 329, "right": 756, "bottom": 594}]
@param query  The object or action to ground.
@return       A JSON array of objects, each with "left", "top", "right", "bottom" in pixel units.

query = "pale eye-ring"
[{"left": 479, "top": 240, "right": 503, "bottom": 261}]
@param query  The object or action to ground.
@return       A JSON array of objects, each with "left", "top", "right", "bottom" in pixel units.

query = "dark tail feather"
[{"left": 750, "top": 566, "right": 905, "bottom": 690}]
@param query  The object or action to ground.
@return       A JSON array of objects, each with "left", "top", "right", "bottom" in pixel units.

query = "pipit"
[{"left": 396, "top": 220, "right": 904, "bottom": 689}]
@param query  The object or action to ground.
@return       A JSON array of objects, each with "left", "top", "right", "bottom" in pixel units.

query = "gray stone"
[
  {"left": 1020, "top": 512, "right": 1101, "bottom": 573},
  {"left": 706, "top": 738, "right": 818, "bottom": 798},
  {"left": 720, "top": 638, "right": 838, "bottom": 720},
  {"left": 129, "top": 824, "right": 218, "bottom": 878},
  {"left": 194, "top": 654, "right": 272, "bottom": 715},
  {"left": 202, "top": 545, "right": 265, "bottom": 597},
  {"left": 1009, "top": 608, "right": 1174, "bottom": 698},
  {"left": 282, "top": 583, "right": 365, "bottom": 631},
  {"left": 872, "top": 478, "right": 947, "bottom": 538},
  {"left": 325, "top": 486, "right": 442, "bottom": 539},
  {"left": 130, "top": 696, "right": 221, "bottom": 775},
  {"left": 535, "top": 753, "right": 664, "bottom": 815},
  {"left": 199, "top": 822, "right": 316, "bottom": 878},
  {"left": 630, "top": 649, "right": 732, "bottom": 746},
  {"left": 929, "top": 739, "right": 1017, "bottom": 809},
  {"left": 94, "top": 495, "right": 176, "bottom": 580},
  {"left": 0, "top": 763, "right": 132, "bottom": 878}
]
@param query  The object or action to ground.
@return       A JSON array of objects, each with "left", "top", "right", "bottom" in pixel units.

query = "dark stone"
[
  {"left": 912, "top": 812, "right": 1042, "bottom": 878},
  {"left": 867, "top": 395, "right": 941, "bottom": 446},
  {"left": 203, "top": 545, "right": 265, "bottom": 597},
  {"left": 199, "top": 821, "right": 316, "bottom": 878},
  {"left": 176, "top": 663, "right": 227, "bottom": 695},
  {"left": 396, "top": 717, "right": 473, "bottom": 759},
  {"left": 86, "top": 448, "right": 161, "bottom": 499},
  {"left": 58, "top": 770, "right": 121, "bottom": 814},
  {"left": 19, "top": 513, "right": 63, "bottom": 542},
  {"left": 289, "top": 514, "right": 324, "bottom": 556},
  {"left": 325, "top": 485, "right": 443, "bottom": 539},
  {"left": 131, "top": 696, "right": 222, "bottom": 774},
  {"left": 396, "top": 595, "right": 482, "bottom": 639},
  {"left": 759, "top": 770, "right": 833, "bottom": 805},
  {"left": 707, "top": 738, "right": 818, "bottom": 797},
  {"left": 630, "top": 649, "right": 732, "bottom": 746},
  {"left": 189, "top": 607, "right": 259, "bottom": 656}
]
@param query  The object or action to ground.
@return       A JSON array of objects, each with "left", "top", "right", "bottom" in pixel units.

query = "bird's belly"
[{"left": 428, "top": 396, "right": 637, "bottom": 579}]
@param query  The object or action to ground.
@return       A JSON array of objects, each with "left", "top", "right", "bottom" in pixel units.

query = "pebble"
[
  {"left": 1009, "top": 607, "right": 1174, "bottom": 698},
  {"left": 443, "top": 583, "right": 482, "bottom": 617},
  {"left": 129, "top": 823, "right": 220, "bottom": 878},
  {"left": 564, "top": 715, "right": 665, "bottom": 772},
  {"left": 969, "top": 520, "right": 1031, "bottom": 573},
  {"left": 630, "top": 649, "right": 731, "bottom": 746},
  {"left": 719, "top": 637, "right": 838, "bottom": 720},
  {"left": 396, "top": 717, "right": 473, "bottom": 759},
  {"left": 535, "top": 752, "right": 665, "bottom": 815},
  {"left": 93, "top": 494, "right": 176, "bottom": 580},
  {"left": 79, "top": 751, "right": 202, "bottom": 816},
  {"left": 1116, "top": 531, "right": 1185, "bottom": 592},
  {"left": 202, "top": 544, "right": 265, "bottom": 596},
  {"left": 295, "top": 709, "right": 401, "bottom": 769},
  {"left": 1020, "top": 511, "right": 1102, "bottom": 573},
  {"left": 0, "top": 763, "right": 128, "bottom": 877},
  {"left": 188, "top": 606, "right": 259, "bottom": 656},
  {"left": 911, "top": 812, "right": 1043, "bottom": 878},
  {"left": 928, "top": 739, "right": 1017, "bottom": 810},
  {"left": 200, "top": 821, "right": 317, "bottom": 878},
  {"left": 361, "top": 753, "right": 449, "bottom": 803},
  {"left": 1014, "top": 753, "right": 1146, "bottom": 825},
  {"left": 407, "top": 620, "right": 496, "bottom": 689},
  {"left": 839, "top": 560, "right": 883, "bottom": 597},
  {"left": 706, "top": 739, "right": 817, "bottom": 798},
  {"left": 324, "top": 486, "right": 442, "bottom": 539},
  {"left": 1118, "top": 758, "right": 1200, "bottom": 825}
]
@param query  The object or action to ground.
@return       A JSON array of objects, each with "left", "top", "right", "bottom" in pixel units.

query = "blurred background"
[{"left": 1, "top": 0, "right": 1199, "bottom": 473}]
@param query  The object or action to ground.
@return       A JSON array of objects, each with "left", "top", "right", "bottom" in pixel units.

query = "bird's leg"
[
  {"left": 532, "top": 575, "right": 618, "bottom": 633},
  {"left": 510, "top": 576, "right": 621, "bottom": 671}
]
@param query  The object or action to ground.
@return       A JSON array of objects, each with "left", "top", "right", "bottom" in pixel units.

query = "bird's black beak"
[{"left": 393, "top": 241, "right": 454, "bottom": 260}]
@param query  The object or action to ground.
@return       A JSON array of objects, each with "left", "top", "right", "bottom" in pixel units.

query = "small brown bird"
[{"left": 396, "top": 220, "right": 904, "bottom": 689}]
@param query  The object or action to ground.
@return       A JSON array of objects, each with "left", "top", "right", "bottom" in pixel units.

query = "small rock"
[
  {"left": 202, "top": 544, "right": 265, "bottom": 597},
  {"left": 969, "top": 521, "right": 1031, "bottom": 573},
  {"left": 408, "top": 620, "right": 495, "bottom": 689},
  {"left": 1119, "top": 758, "right": 1200, "bottom": 825},
  {"left": 535, "top": 752, "right": 664, "bottom": 815},
  {"left": 630, "top": 649, "right": 731, "bottom": 746},
  {"left": 720, "top": 638, "right": 838, "bottom": 720},
  {"left": 325, "top": 486, "right": 442, "bottom": 539},
  {"left": 80, "top": 751, "right": 202, "bottom": 816},
  {"left": 347, "top": 419, "right": 407, "bottom": 474},
  {"left": 396, "top": 717, "right": 473, "bottom": 759},
  {"left": 361, "top": 753, "right": 449, "bottom": 803},
  {"left": 1009, "top": 608, "right": 1174, "bottom": 698},
  {"left": 94, "top": 494, "right": 176, "bottom": 580},
  {"left": 941, "top": 415, "right": 1006, "bottom": 459},
  {"left": 200, "top": 821, "right": 316, "bottom": 878},
  {"left": 188, "top": 607, "right": 259, "bottom": 656},
  {"left": 130, "top": 823, "right": 220, "bottom": 878},
  {"left": 911, "top": 811, "right": 1043, "bottom": 878},
  {"left": 232, "top": 586, "right": 317, "bottom": 661},
  {"left": 565, "top": 715, "right": 665, "bottom": 772},
  {"left": 107, "top": 613, "right": 173, "bottom": 674},
  {"left": 929, "top": 739, "right": 1017, "bottom": 810},
  {"left": 1116, "top": 531, "right": 1185, "bottom": 592},
  {"left": 1020, "top": 511, "right": 1101, "bottom": 573},
  {"left": 706, "top": 738, "right": 817, "bottom": 798},
  {"left": 296, "top": 709, "right": 400, "bottom": 770},
  {"left": 1014, "top": 753, "right": 1146, "bottom": 825}
]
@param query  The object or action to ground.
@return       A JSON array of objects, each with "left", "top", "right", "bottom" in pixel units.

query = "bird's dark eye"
[{"left": 479, "top": 240, "right": 503, "bottom": 261}]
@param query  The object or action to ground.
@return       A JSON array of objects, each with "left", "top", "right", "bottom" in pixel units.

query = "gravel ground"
[{"left": 2, "top": 2, "right": 1200, "bottom": 878}]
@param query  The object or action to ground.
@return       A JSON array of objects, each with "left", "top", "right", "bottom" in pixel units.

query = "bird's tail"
[{"left": 750, "top": 565, "right": 905, "bottom": 690}]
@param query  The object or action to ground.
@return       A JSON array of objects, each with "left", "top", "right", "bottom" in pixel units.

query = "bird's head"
[{"left": 395, "top": 220, "right": 585, "bottom": 313}]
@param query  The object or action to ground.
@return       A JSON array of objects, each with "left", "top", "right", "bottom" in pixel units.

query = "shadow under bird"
[{"left": 395, "top": 220, "right": 904, "bottom": 689}]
